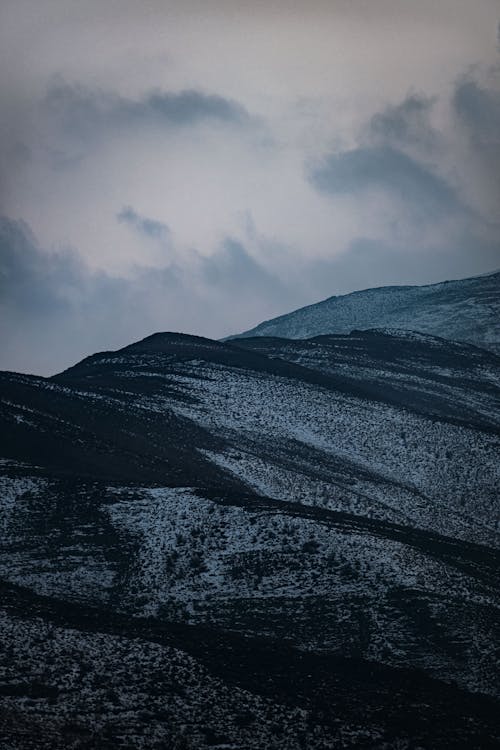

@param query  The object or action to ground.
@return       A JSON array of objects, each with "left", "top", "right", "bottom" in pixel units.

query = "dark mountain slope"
[
  {"left": 232, "top": 329, "right": 500, "bottom": 432},
  {"left": 1, "top": 330, "right": 499, "bottom": 748},
  {"left": 1, "top": 579, "right": 499, "bottom": 750},
  {"left": 0, "top": 369, "right": 234, "bottom": 486}
]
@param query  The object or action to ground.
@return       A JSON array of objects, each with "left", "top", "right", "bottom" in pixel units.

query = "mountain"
[
  {"left": 1, "top": 330, "right": 499, "bottom": 748},
  {"left": 232, "top": 270, "right": 500, "bottom": 352}
]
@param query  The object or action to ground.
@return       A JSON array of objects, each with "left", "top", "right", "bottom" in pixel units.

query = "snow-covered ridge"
[{"left": 231, "top": 270, "right": 500, "bottom": 352}]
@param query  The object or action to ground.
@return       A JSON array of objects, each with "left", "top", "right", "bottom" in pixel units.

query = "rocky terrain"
[{"left": 0, "top": 328, "right": 499, "bottom": 748}]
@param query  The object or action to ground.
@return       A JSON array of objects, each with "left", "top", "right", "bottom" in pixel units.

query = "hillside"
[
  {"left": 232, "top": 270, "right": 500, "bottom": 352},
  {"left": 0, "top": 330, "right": 499, "bottom": 748}
]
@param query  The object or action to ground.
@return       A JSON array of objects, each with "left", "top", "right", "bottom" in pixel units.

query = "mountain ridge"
[{"left": 230, "top": 269, "right": 500, "bottom": 352}]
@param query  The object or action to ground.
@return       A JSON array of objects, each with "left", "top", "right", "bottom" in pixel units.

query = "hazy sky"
[{"left": 1, "top": 0, "right": 499, "bottom": 374}]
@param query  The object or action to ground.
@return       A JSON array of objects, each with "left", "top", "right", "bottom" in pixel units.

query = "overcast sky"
[{"left": 1, "top": 0, "right": 499, "bottom": 374}]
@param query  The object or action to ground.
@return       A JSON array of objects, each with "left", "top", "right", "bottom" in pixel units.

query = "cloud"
[
  {"left": 449, "top": 71, "right": 500, "bottom": 218},
  {"left": 199, "top": 238, "right": 289, "bottom": 298},
  {"left": 0, "top": 215, "right": 177, "bottom": 373},
  {"left": 308, "top": 66, "right": 500, "bottom": 239},
  {"left": 146, "top": 90, "right": 249, "bottom": 126},
  {"left": 0, "top": 216, "right": 301, "bottom": 375},
  {"left": 368, "top": 93, "right": 437, "bottom": 149},
  {"left": 43, "top": 80, "right": 252, "bottom": 144},
  {"left": 453, "top": 77, "right": 500, "bottom": 144},
  {"left": 305, "top": 73, "right": 500, "bottom": 284},
  {"left": 117, "top": 206, "right": 170, "bottom": 242},
  {"left": 0, "top": 216, "right": 83, "bottom": 315},
  {"left": 452, "top": 75, "right": 500, "bottom": 181},
  {"left": 310, "top": 145, "right": 460, "bottom": 218}
]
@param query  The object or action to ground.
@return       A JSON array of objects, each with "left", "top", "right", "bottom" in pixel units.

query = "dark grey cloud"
[
  {"left": 453, "top": 78, "right": 500, "bottom": 145},
  {"left": 451, "top": 72, "right": 500, "bottom": 215},
  {"left": 0, "top": 215, "right": 177, "bottom": 373},
  {"left": 200, "top": 238, "right": 289, "bottom": 299},
  {"left": 453, "top": 75, "right": 500, "bottom": 193},
  {"left": 116, "top": 212, "right": 291, "bottom": 303},
  {"left": 308, "top": 69, "right": 500, "bottom": 231},
  {"left": 117, "top": 206, "right": 170, "bottom": 242},
  {"left": 43, "top": 80, "right": 252, "bottom": 142},
  {"left": 310, "top": 145, "right": 460, "bottom": 218},
  {"left": 305, "top": 73, "right": 500, "bottom": 290},
  {"left": 0, "top": 217, "right": 83, "bottom": 316},
  {"left": 368, "top": 93, "right": 437, "bottom": 149},
  {"left": 146, "top": 90, "right": 249, "bottom": 125},
  {"left": 316, "top": 73, "right": 500, "bottom": 297}
]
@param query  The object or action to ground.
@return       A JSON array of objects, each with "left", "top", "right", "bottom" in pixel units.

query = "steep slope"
[
  {"left": 1, "top": 331, "right": 499, "bottom": 749},
  {"left": 232, "top": 270, "right": 500, "bottom": 352}
]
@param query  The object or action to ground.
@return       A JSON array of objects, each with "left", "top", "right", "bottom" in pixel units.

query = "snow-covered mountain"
[
  {"left": 232, "top": 270, "right": 500, "bottom": 352},
  {"left": 1, "top": 330, "right": 499, "bottom": 748}
]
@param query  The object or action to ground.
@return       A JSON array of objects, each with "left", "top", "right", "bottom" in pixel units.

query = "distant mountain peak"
[{"left": 231, "top": 269, "right": 500, "bottom": 353}]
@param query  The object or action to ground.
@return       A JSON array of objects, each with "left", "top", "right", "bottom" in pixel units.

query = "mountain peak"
[{"left": 120, "top": 331, "right": 228, "bottom": 354}]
